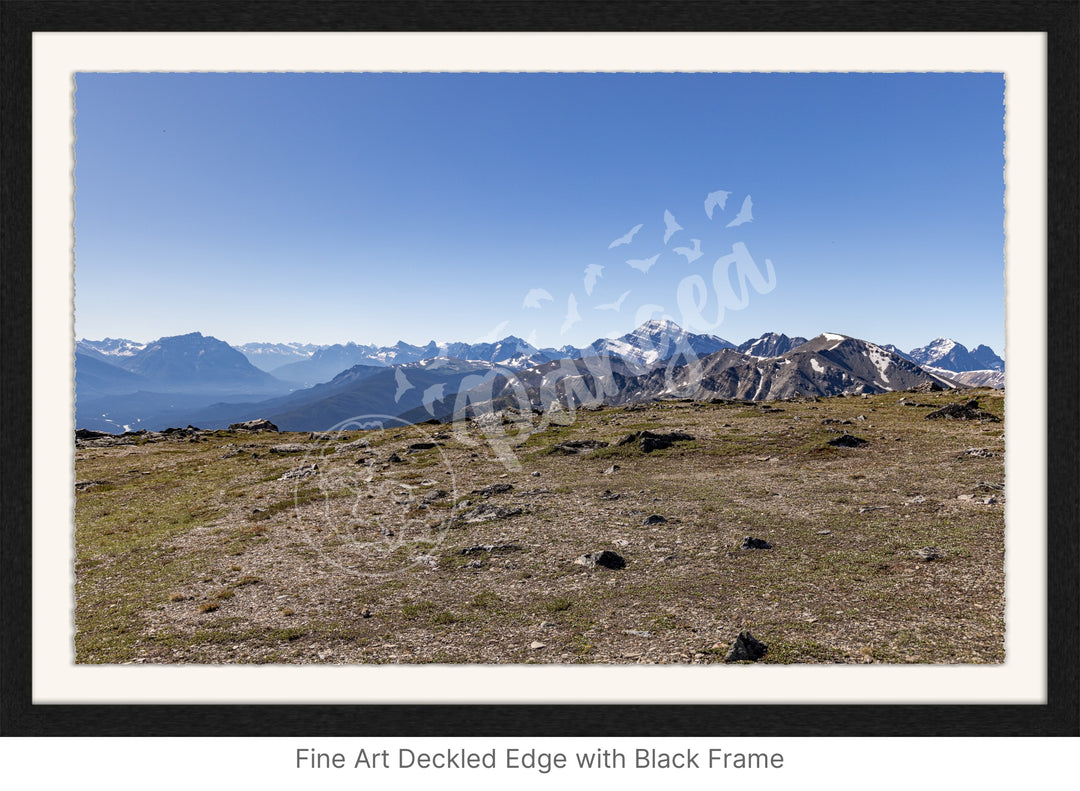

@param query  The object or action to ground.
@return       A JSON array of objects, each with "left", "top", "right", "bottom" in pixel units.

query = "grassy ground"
[{"left": 74, "top": 388, "right": 1005, "bottom": 664}]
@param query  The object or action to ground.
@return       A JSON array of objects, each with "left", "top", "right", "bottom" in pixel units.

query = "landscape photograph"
[{"left": 73, "top": 71, "right": 1006, "bottom": 666}]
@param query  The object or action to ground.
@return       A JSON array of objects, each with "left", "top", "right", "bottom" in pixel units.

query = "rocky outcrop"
[
  {"left": 229, "top": 418, "right": 278, "bottom": 432},
  {"left": 925, "top": 400, "right": 1001, "bottom": 422}
]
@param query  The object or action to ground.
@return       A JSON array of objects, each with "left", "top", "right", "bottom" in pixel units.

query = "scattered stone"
[
  {"left": 386, "top": 453, "right": 403, "bottom": 463},
  {"left": 604, "top": 465, "right": 620, "bottom": 475},
  {"left": 925, "top": 402, "right": 1001, "bottom": 422},
  {"left": 472, "top": 483, "right": 513, "bottom": 497},
  {"left": 574, "top": 550, "right": 626, "bottom": 570},
  {"left": 422, "top": 489, "right": 448, "bottom": 503},
  {"left": 361, "top": 608, "right": 372, "bottom": 618},
  {"left": 912, "top": 546, "right": 944, "bottom": 561},
  {"left": 976, "top": 481, "right": 1004, "bottom": 491},
  {"left": 269, "top": 443, "right": 309, "bottom": 454},
  {"left": 530, "top": 641, "right": 546, "bottom": 650},
  {"left": 816, "top": 529, "right": 831, "bottom": 535},
  {"left": 381, "top": 527, "right": 395, "bottom": 537},
  {"left": 724, "top": 631, "right": 768, "bottom": 662},
  {"left": 460, "top": 543, "right": 522, "bottom": 555},
  {"left": 333, "top": 438, "right": 370, "bottom": 452},
  {"left": 309, "top": 431, "right": 343, "bottom": 441},
  {"left": 959, "top": 448, "right": 997, "bottom": 458},
  {"left": 462, "top": 503, "right": 523, "bottom": 523},
  {"left": 740, "top": 536, "right": 772, "bottom": 550},
  {"left": 623, "top": 629, "right": 653, "bottom": 638},
  {"left": 858, "top": 506, "right": 889, "bottom": 513},
  {"left": 251, "top": 508, "right": 264, "bottom": 515},
  {"left": 909, "top": 381, "right": 946, "bottom": 393},
  {"left": 531, "top": 471, "right": 541, "bottom": 477},
  {"left": 980, "top": 496, "right": 999, "bottom": 505},
  {"left": 75, "top": 480, "right": 110, "bottom": 491},
  {"left": 407, "top": 441, "right": 438, "bottom": 451},
  {"left": 957, "top": 494, "right": 975, "bottom": 501},
  {"left": 906, "top": 495, "right": 927, "bottom": 504},
  {"left": 466, "top": 560, "right": 483, "bottom": 569},
  {"left": 643, "top": 515, "right": 668, "bottom": 526},
  {"left": 599, "top": 490, "right": 620, "bottom": 501},
  {"left": 229, "top": 419, "right": 278, "bottom": 432},
  {"left": 827, "top": 433, "right": 868, "bottom": 448},
  {"left": 551, "top": 439, "right": 607, "bottom": 454},
  {"left": 280, "top": 463, "right": 318, "bottom": 480}
]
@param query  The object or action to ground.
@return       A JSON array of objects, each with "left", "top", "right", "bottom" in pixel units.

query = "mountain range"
[{"left": 75, "top": 323, "right": 1004, "bottom": 432}]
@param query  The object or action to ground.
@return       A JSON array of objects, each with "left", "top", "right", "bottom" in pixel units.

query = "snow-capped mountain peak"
[
  {"left": 77, "top": 337, "right": 147, "bottom": 358},
  {"left": 908, "top": 337, "right": 1003, "bottom": 373}
]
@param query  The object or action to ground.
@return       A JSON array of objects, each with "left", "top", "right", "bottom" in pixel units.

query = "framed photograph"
[{"left": 2, "top": 1, "right": 1076, "bottom": 737}]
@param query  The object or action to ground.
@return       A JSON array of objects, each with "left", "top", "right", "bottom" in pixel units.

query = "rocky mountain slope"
[
  {"left": 430, "top": 332, "right": 959, "bottom": 423},
  {"left": 736, "top": 332, "right": 809, "bottom": 357}
]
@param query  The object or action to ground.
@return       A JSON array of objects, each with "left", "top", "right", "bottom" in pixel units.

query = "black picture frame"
[{"left": 1, "top": 0, "right": 1076, "bottom": 737}]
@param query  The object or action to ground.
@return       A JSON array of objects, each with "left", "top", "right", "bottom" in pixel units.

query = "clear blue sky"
[{"left": 74, "top": 72, "right": 1005, "bottom": 354}]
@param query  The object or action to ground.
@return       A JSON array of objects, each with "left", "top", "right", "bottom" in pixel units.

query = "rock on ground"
[
  {"left": 574, "top": 550, "right": 626, "bottom": 570},
  {"left": 724, "top": 631, "right": 768, "bottom": 662}
]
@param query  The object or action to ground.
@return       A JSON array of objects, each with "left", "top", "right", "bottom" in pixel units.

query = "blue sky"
[{"left": 74, "top": 72, "right": 1005, "bottom": 353}]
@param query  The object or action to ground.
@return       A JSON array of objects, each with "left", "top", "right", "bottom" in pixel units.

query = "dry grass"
[{"left": 74, "top": 388, "right": 1005, "bottom": 664}]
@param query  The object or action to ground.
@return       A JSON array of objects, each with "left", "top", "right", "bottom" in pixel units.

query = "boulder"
[
  {"left": 724, "top": 631, "right": 768, "bottom": 662},
  {"left": 827, "top": 433, "right": 868, "bottom": 448},
  {"left": 280, "top": 463, "right": 318, "bottom": 480},
  {"left": 925, "top": 402, "right": 1001, "bottom": 422},
  {"left": 472, "top": 483, "right": 513, "bottom": 497},
  {"left": 551, "top": 439, "right": 607, "bottom": 454},
  {"left": 740, "top": 536, "right": 772, "bottom": 550},
  {"left": 462, "top": 503, "right": 523, "bottom": 523},
  {"left": 229, "top": 419, "right": 278, "bottom": 432},
  {"left": 574, "top": 550, "right": 626, "bottom": 570},
  {"left": 460, "top": 543, "right": 521, "bottom": 555}
]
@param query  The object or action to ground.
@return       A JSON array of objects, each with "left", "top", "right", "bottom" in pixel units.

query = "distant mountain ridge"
[
  {"left": 74, "top": 324, "right": 1004, "bottom": 432},
  {"left": 235, "top": 341, "right": 326, "bottom": 372},
  {"left": 427, "top": 331, "right": 961, "bottom": 424}
]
